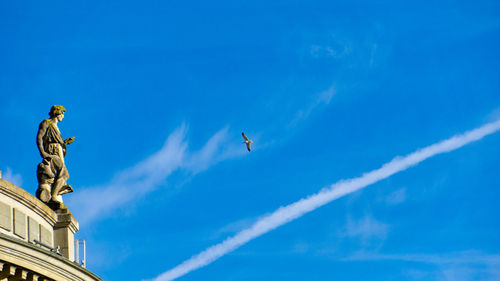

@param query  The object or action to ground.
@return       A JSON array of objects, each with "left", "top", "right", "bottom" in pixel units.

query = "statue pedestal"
[{"left": 54, "top": 208, "right": 79, "bottom": 261}]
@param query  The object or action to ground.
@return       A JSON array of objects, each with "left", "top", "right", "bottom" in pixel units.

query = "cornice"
[
  {"left": 0, "top": 232, "right": 102, "bottom": 281},
  {"left": 0, "top": 179, "right": 57, "bottom": 226}
]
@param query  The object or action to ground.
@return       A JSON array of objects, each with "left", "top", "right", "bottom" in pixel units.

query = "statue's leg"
[
  {"left": 51, "top": 178, "right": 66, "bottom": 202},
  {"left": 37, "top": 184, "right": 52, "bottom": 202},
  {"left": 36, "top": 161, "right": 53, "bottom": 202},
  {"left": 50, "top": 158, "right": 69, "bottom": 203}
]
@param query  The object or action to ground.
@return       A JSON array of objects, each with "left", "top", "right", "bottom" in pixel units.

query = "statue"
[{"left": 36, "top": 105, "right": 75, "bottom": 209}]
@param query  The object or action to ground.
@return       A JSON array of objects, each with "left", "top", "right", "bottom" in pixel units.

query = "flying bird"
[{"left": 242, "top": 132, "right": 253, "bottom": 152}]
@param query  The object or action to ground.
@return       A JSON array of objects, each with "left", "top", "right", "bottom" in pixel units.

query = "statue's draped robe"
[{"left": 37, "top": 120, "right": 69, "bottom": 187}]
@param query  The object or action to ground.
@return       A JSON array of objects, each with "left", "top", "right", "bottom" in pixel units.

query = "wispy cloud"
[
  {"left": 344, "top": 250, "right": 500, "bottom": 266},
  {"left": 341, "top": 216, "right": 389, "bottom": 246},
  {"left": 1, "top": 167, "right": 23, "bottom": 187},
  {"left": 183, "top": 127, "right": 246, "bottom": 173},
  {"left": 345, "top": 250, "right": 500, "bottom": 281},
  {"left": 490, "top": 107, "right": 500, "bottom": 121},
  {"left": 146, "top": 119, "right": 500, "bottom": 281},
  {"left": 289, "top": 85, "right": 336, "bottom": 127},
  {"left": 310, "top": 43, "right": 352, "bottom": 59},
  {"left": 385, "top": 187, "right": 407, "bottom": 205},
  {"left": 68, "top": 124, "right": 244, "bottom": 226}
]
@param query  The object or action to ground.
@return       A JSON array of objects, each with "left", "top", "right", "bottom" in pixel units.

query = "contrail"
[{"left": 149, "top": 119, "right": 500, "bottom": 281}]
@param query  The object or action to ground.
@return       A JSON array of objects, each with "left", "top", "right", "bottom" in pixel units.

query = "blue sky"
[{"left": 1, "top": 1, "right": 500, "bottom": 281}]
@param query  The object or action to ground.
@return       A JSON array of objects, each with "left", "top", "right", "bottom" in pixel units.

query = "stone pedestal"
[{"left": 53, "top": 209, "right": 79, "bottom": 261}]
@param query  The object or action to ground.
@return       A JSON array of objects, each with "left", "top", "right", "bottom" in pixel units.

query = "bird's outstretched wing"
[
  {"left": 242, "top": 132, "right": 249, "bottom": 141},
  {"left": 246, "top": 142, "right": 252, "bottom": 151}
]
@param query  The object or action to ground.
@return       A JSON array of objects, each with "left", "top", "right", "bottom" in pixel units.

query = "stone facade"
[{"left": 0, "top": 177, "right": 102, "bottom": 281}]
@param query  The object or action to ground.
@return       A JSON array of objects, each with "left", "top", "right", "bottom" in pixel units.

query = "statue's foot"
[
  {"left": 59, "top": 185, "right": 74, "bottom": 195},
  {"left": 47, "top": 200, "right": 67, "bottom": 211}
]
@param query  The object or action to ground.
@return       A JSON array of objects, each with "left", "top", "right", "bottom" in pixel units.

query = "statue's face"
[{"left": 56, "top": 112, "right": 65, "bottom": 122}]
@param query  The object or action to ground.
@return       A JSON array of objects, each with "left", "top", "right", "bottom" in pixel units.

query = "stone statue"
[{"left": 36, "top": 105, "right": 75, "bottom": 209}]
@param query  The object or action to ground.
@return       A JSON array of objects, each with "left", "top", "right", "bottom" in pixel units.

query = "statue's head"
[{"left": 48, "top": 105, "right": 66, "bottom": 118}]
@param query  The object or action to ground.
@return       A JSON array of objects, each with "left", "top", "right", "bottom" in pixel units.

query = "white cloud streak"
[
  {"left": 183, "top": 127, "right": 247, "bottom": 173},
  {"left": 68, "top": 124, "right": 244, "bottom": 226},
  {"left": 148, "top": 119, "right": 500, "bottom": 281}
]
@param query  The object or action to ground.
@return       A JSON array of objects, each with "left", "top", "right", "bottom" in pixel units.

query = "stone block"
[
  {"left": 0, "top": 202, "right": 11, "bottom": 231},
  {"left": 28, "top": 217, "right": 40, "bottom": 243},
  {"left": 40, "top": 225, "right": 52, "bottom": 247},
  {"left": 54, "top": 208, "right": 78, "bottom": 261},
  {"left": 13, "top": 208, "right": 26, "bottom": 239}
]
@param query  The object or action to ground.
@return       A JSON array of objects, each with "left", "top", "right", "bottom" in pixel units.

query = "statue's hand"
[{"left": 64, "top": 136, "right": 75, "bottom": 145}]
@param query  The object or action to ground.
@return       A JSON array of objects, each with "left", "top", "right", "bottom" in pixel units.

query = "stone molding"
[
  {"left": 0, "top": 180, "right": 56, "bottom": 226},
  {"left": 0, "top": 233, "right": 102, "bottom": 281},
  {"left": 0, "top": 260, "right": 50, "bottom": 281}
]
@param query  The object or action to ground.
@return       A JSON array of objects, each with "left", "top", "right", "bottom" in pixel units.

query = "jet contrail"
[{"left": 149, "top": 119, "right": 500, "bottom": 281}]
